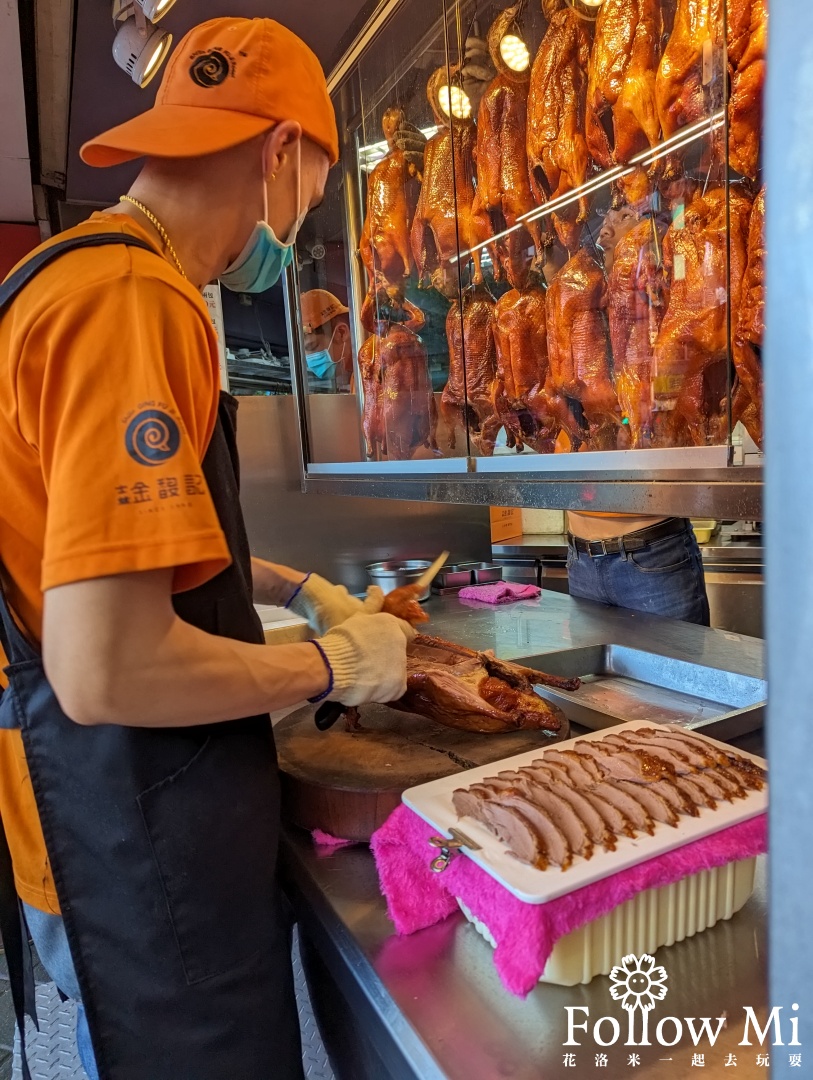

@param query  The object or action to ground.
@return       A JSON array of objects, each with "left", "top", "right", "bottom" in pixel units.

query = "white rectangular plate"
[{"left": 402, "top": 720, "right": 767, "bottom": 905}]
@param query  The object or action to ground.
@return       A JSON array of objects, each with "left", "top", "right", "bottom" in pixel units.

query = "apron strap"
[{"left": 0, "top": 231, "right": 161, "bottom": 1079}]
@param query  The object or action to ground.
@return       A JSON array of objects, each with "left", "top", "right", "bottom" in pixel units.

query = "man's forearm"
[
  {"left": 251, "top": 557, "right": 307, "bottom": 607},
  {"left": 43, "top": 570, "right": 328, "bottom": 728}
]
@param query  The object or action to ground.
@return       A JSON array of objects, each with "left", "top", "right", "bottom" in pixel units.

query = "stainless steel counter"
[{"left": 281, "top": 593, "right": 768, "bottom": 1080}]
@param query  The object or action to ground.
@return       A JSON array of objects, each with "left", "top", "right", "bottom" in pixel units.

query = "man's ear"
[{"left": 262, "top": 121, "right": 303, "bottom": 180}]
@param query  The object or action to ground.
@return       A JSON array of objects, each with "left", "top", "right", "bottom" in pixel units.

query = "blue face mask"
[
  {"left": 305, "top": 327, "right": 345, "bottom": 379},
  {"left": 305, "top": 349, "right": 336, "bottom": 379},
  {"left": 220, "top": 143, "right": 306, "bottom": 294}
]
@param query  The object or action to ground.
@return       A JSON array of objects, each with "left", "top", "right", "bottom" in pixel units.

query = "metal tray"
[{"left": 521, "top": 644, "right": 766, "bottom": 739}]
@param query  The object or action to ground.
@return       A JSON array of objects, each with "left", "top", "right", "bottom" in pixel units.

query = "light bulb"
[
  {"left": 112, "top": 15, "right": 172, "bottom": 87},
  {"left": 438, "top": 84, "right": 472, "bottom": 120},
  {"left": 499, "top": 33, "right": 530, "bottom": 73},
  {"left": 136, "top": 0, "right": 177, "bottom": 21}
]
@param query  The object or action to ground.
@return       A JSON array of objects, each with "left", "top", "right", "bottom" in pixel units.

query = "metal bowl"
[{"left": 366, "top": 560, "right": 433, "bottom": 601}]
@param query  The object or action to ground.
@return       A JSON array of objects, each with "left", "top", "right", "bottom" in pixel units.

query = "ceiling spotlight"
[
  {"left": 112, "top": 0, "right": 177, "bottom": 23},
  {"left": 438, "top": 84, "right": 472, "bottom": 120},
  {"left": 499, "top": 32, "right": 530, "bottom": 72},
  {"left": 113, "top": 14, "right": 172, "bottom": 87}
]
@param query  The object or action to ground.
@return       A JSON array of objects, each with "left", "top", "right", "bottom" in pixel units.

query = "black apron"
[{"left": 0, "top": 235, "right": 303, "bottom": 1080}]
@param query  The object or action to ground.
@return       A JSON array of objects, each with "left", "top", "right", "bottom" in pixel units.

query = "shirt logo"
[
  {"left": 189, "top": 50, "right": 232, "bottom": 88},
  {"left": 125, "top": 409, "right": 181, "bottom": 467}
]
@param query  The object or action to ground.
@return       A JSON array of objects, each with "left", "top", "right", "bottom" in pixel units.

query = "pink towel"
[
  {"left": 370, "top": 804, "right": 767, "bottom": 997},
  {"left": 311, "top": 828, "right": 356, "bottom": 852},
  {"left": 458, "top": 582, "right": 541, "bottom": 604}
]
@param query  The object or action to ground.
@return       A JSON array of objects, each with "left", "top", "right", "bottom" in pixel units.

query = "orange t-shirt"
[{"left": 0, "top": 213, "right": 232, "bottom": 912}]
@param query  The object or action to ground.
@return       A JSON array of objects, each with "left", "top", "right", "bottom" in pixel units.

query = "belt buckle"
[{"left": 588, "top": 539, "right": 609, "bottom": 557}]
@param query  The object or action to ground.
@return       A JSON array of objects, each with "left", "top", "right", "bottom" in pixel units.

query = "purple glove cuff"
[
  {"left": 285, "top": 571, "right": 311, "bottom": 609},
  {"left": 308, "top": 640, "right": 334, "bottom": 703}
]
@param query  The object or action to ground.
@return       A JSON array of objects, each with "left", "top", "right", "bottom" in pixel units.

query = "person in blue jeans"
[{"left": 566, "top": 513, "right": 710, "bottom": 625}]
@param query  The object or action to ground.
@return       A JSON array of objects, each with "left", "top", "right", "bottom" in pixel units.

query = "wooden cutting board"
[{"left": 275, "top": 703, "right": 570, "bottom": 842}]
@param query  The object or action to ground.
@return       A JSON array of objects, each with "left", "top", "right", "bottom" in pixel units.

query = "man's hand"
[
  {"left": 251, "top": 557, "right": 308, "bottom": 607},
  {"left": 315, "top": 612, "right": 415, "bottom": 706},
  {"left": 288, "top": 573, "right": 384, "bottom": 635}
]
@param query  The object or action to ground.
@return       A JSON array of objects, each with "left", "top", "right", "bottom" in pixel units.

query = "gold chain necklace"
[{"left": 120, "top": 195, "right": 187, "bottom": 279}]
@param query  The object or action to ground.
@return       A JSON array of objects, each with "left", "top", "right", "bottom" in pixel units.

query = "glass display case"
[{"left": 287, "top": 0, "right": 765, "bottom": 514}]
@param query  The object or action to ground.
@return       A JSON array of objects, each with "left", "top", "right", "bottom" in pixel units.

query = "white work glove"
[
  {"left": 312, "top": 612, "right": 415, "bottom": 707},
  {"left": 288, "top": 573, "right": 384, "bottom": 635}
]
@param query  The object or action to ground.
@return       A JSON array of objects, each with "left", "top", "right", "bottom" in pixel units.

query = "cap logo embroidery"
[{"left": 189, "top": 49, "right": 233, "bottom": 88}]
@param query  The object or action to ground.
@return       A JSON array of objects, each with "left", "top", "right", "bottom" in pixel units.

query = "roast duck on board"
[
  {"left": 411, "top": 67, "right": 496, "bottom": 290},
  {"left": 359, "top": 106, "right": 422, "bottom": 285},
  {"left": 527, "top": 7, "right": 592, "bottom": 252},
  {"left": 327, "top": 584, "right": 577, "bottom": 738},
  {"left": 359, "top": 284, "right": 439, "bottom": 461},
  {"left": 475, "top": 4, "right": 549, "bottom": 289}
]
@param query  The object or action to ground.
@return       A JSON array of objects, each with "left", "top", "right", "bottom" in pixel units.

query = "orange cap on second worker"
[
  {"left": 81, "top": 17, "right": 339, "bottom": 168},
  {"left": 301, "top": 289, "right": 349, "bottom": 334}
]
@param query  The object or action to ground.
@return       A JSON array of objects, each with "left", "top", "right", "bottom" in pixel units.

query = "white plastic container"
[{"left": 457, "top": 855, "right": 758, "bottom": 986}]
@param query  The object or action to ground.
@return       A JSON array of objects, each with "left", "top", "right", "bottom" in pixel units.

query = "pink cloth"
[
  {"left": 370, "top": 804, "right": 767, "bottom": 997},
  {"left": 311, "top": 829, "right": 355, "bottom": 850},
  {"left": 458, "top": 582, "right": 541, "bottom": 604}
]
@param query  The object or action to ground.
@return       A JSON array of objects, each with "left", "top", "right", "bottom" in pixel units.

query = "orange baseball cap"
[
  {"left": 301, "top": 289, "right": 349, "bottom": 334},
  {"left": 81, "top": 17, "right": 339, "bottom": 168}
]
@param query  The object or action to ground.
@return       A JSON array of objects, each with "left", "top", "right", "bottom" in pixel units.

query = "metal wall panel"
[
  {"left": 764, "top": 4, "right": 813, "bottom": 1069},
  {"left": 236, "top": 395, "right": 491, "bottom": 594}
]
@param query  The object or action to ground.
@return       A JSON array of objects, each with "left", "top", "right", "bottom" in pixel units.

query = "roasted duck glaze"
[
  {"left": 546, "top": 248, "right": 622, "bottom": 450},
  {"left": 727, "top": 0, "right": 767, "bottom": 180},
  {"left": 359, "top": 286, "right": 438, "bottom": 461},
  {"left": 411, "top": 68, "right": 495, "bottom": 288},
  {"left": 359, "top": 107, "right": 422, "bottom": 285},
  {"left": 492, "top": 285, "right": 564, "bottom": 455},
  {"left": 654, "top": 185, "right": 752, "bottom": 446},
  {"left": 475, "top": 5, "right": 548, "bottom": 289},
  {"left": 608, "top": 215, "right": 669, "bottom": 449},
  {"left": 441, "top": 289, "right": 501, "bottom": 455},
  {"left": 655, "top": 0, "right": 725, "bottom": 152},
  {"left": 343, "top": 635, "right": 576, "bottom": 736},
  {"left": 453, "top": 726, "right": 766, "bottom": 870},
  {"left": 733, "top": 185, "right": 765, "bottom": 447},
  {"left": 359, "top": 335, "right": 386, "bottom": 460},
  {"left": 586, "top": 0, "right": 663, "bottom": 169},
  {"left": 527, "top": 7, "right": 592, "bottom": 253}
]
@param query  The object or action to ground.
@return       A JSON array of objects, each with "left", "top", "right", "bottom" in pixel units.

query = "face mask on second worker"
[
  {"left": 221, "top": 140, "right": 307, "bottom": 294},
  {"left": 306, "top": 326, "right": 347, "bottom": 379}
]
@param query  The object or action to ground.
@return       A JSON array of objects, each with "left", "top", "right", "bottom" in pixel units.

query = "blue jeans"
[
  {"left": 566, "top": 523, "right": 710, "bottom": 625},
  {"left": 22, "top": 903, "right": 100, "bottom": 1080}
]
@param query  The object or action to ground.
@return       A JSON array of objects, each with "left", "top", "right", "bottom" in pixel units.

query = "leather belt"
[{"left": 568, "top": 517, "right": 687, "bottom": 557}]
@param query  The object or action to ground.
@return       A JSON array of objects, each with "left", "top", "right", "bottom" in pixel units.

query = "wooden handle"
[{"left": 416, "top": 551, "right": 450, "bottom": 591}]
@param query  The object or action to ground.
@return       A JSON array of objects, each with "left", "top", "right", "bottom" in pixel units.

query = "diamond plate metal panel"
[{"left": 13, "top": 933, "right": 334, "bottom": 1080}]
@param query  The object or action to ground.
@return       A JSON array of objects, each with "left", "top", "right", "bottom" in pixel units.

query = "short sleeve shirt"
[{"left": 0, "top": 213, "right": 231, "bottom": 911}]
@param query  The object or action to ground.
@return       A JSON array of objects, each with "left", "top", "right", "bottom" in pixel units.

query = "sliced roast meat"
[
  {"left": 480, "top": 801, "right": 550, "bottom": 868},
  {"left": 683, "top": 769, "right": 734, "bottom": 803},
  {"left": 722, "top": 760, "right": 766, "bottom": 791},
  {"left": 581, "top": 789, "right": 636, "bottom": 838},
  {"left": 538, "top": 749, "right": 598, "bottom": 788},
  {"left": 523, "top": 764, "right": 615, "bottom": 849},
  {"left": 603, "top": 733, "right": 696, "bottom": 776},
  {"left": 647, "top": 777, "right": 698, "bottom": 817},
  {"left": 591, "top": 781, "right": 655, "bottom": 835},
  {"left": 452, "top": 787, "right": 483, "bottom": 821},
  {"left": 498, "top": 793, "right": 573, "bottom": 868},
  {"left": 705, "top": 766, "right": 748, "bottom": 800},
  {"left": 513, "top": 778, "right": 593, "bottom": 858},
  {"left": 626, "top": 729, "right": 719, "bottom": 769},
  {"left": 523, "top": 761, "right": 574, "bottom": 788},
  {"left": 614, "top": 780, "right": 679, "bottom": 827},
  {"left": 573, "top": 743, "right": 671, "bottom": 784},
  {"left": 673, "top": 774, "right": 717, "bottom": 811}
]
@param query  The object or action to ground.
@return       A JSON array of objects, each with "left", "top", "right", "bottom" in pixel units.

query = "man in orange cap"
[
  {"left": 0, "top": 17, "right": 413, "bottom": 1080},
  {"left": 301, "top": 288, "right": 353, "bottom": 390}
]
